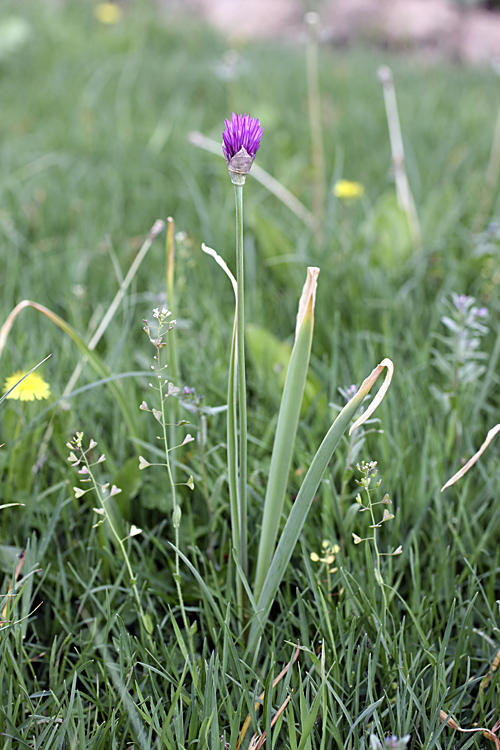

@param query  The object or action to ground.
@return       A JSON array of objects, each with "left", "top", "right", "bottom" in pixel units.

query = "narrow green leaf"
[
  {"left": 254, "top": 268, "right": 319, "bottom": 601},
  {"left": 248, "top": 359, "right": 393, "bottom": 650},
  {"left": 297, "top": 683, "right": 323, "bottom": 750}
]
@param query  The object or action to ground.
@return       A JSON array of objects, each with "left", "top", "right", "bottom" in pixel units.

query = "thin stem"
[
  {"left": 62, "top": 219, "right": 165, "bottom": 400},
  {"left": 339, "top": 435, "right": 354, "bottom": 518},
  {"left": 234, "top": 183, "right": 248, "bottom": 589},
  {"left": 155, "top": 334, "right": 196, "bottom": 672},
  {"left": 80, "top": 447, "right": 153, "bottom": 649},
  {"left": 227, "top": 311, "right": 243, "bottom": 623},
  {"left": 378, "top": 65, "right": 421, "bottom": 252},
  {"left": 365, "top": 484, "right": 387, "bottom": 627},
  {"left": 306, "top": 12, "right": 326, "bottom": 231},
  {"left": 166, "top": 217, "right": 179, "bottom": 486}
]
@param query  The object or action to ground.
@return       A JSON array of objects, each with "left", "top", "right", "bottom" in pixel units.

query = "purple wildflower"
[{"left": 222, "top": 113, "right": 263, "bottom": 183}]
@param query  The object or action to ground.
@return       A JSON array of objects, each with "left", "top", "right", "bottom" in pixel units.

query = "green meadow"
[{"left": 1, "top": 1, "right": 500, "bottom": 747}]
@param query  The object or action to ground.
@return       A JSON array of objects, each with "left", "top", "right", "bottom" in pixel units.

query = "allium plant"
[
  {"left": 208, "top": 113, "right": 395, "bottom": 645},
  {"left": 222, "top": 113, "right": 263, "bottom": 621}
]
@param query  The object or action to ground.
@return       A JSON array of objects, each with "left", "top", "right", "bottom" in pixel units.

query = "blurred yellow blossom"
[
  {"left": 334, "top": 179, "right": 364, "bottom": 199},
  {"left": 95, "top": 3, "right": 123, "bottom": 25},
  {"left": 310, "top": 540, "right": 340, "bottom": 573},
  {"left": 4, "top": 370, "right": 50, "bottom": 402}
]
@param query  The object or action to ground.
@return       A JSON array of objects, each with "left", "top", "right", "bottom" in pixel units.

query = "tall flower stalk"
[
  {"left": 214, "top": 114, "right": 394, "bottom": 645},
  {"left": 222, "top": 113, "right": 263, "bottom": 617}
]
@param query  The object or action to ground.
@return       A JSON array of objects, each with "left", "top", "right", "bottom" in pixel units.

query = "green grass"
[{"left": 1, "top": 0, "right": 500, "bottom": 747}]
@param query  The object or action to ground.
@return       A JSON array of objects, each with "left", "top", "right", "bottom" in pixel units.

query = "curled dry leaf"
[
  {"left": 201, "top": 243, "right": 237, "bottom": 298},
  {"left": 441, "top": 423, "right": 500, "bottom": 491},
  {"left": 440, "top": 710, "right": 500, "bottom": 750},
  {"left": 349, "top": 358, "right": 394, "bottom": 435}
]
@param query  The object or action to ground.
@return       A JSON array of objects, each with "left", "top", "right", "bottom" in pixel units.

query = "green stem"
[
  {"left": 234, "top": 183, "right": 248, "bottom": 587},
  {"left": 366, "top": 486, "right": 387, "bottom": 626},
  {"left": 82, "top": 449, "right": 153, "bottom": 648},
  {"left": 157, "top": 338, "right": 196, "bottom": 673},
  {"left": 227, "top": 312, "right": 243, "bottom": 623},
  {"left": 166, "top": 217, "right": 179, "bottom": 486}
]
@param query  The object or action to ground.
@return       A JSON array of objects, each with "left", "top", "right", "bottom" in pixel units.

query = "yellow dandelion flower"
[
  {"left": 333, "top": 179, "right": 365, "bottom": 200},
  {"left": 3, "top": 370, "right": 50, "bottom": 402},
  {"left": 94, "top": 3, "right": 123, "bottom": 25}
]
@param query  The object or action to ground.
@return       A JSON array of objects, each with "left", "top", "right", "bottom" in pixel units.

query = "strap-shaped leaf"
[
  {"left": 248, "top": 358, "right": 394, "bottom": 650},
  {"left": 253, "top": 267, "right": 319, "bottom": 600}
]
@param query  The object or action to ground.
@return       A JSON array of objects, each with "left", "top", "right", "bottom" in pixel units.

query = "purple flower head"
[{"left": 222, "top": 113, "right": 263, "bottom": 183}]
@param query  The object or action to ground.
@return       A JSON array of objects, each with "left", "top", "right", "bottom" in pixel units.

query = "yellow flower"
[
  {"left": 310, "top": 541, "right": 340, "bottom": 569},
  {"left": 333, "top": 179, "right": 365, "bottom": 200},
  {"left": 94, "top": 3, "right": 123, "bottom": 25},
  {"left": 3, "top": 370, "right": 50, "bottom": 402}
]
